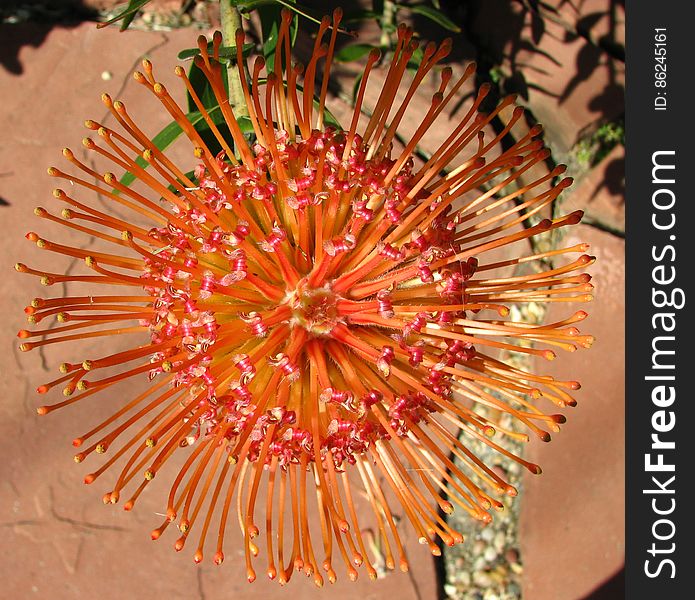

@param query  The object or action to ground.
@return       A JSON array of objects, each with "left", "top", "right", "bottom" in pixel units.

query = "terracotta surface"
[
  {"left": 571, "top": 144, "right": 625, "bottom": 233},
  {"left": 1, "top": 7, "right": 625, "bottom": 599},
  {"left": 1, "top": 21, "right": 438, "bottom": 600},
  {"left": 468, "top": 0, "right": 624, "bottom": 154},
  {"left": 519, "top": 224, "right": 625, "bottom": 599}
]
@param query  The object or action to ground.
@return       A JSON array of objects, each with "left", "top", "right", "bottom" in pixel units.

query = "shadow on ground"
[
  {"left": 582, "top": 567, "right": 625, "bottom": 599},
  {"left": 1, "top": 1, "right": 99, "bottom": 74}
]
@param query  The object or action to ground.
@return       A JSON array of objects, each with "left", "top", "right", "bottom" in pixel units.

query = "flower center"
[{"left": 288, "top": 281, "right": 340, "bottom": 336}]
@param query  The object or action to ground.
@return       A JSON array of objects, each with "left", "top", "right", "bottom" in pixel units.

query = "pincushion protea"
[{"left": 16, "top": 9, "right": 593, "bottom": 586}]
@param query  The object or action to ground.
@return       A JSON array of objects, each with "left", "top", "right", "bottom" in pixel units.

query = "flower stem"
[
  {"left": 380, "top": 0, "right": 396, "bottom": 47},
  {"left": 220, "top": 0, "right": 249, "bottom": 118}
]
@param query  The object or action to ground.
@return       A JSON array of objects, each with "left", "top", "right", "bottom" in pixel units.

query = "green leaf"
[
  {"left": 407, "top": 46, "right": 425, "bottom": 71},
  {"left": 98, "top": 0, "right": 153, "bottom": 31},
  {"left": 321, "top": 103, "right": 343, "bottom": 130},
  {"left": 167, "top": 169, "right": 196, "bottom": 195},
  {"left": 400, "top": 3, "right": 461, "bottom": 32},
  {"left": 256, "top": 1, "right": 299, "bottom": 73},
  {"left": 197, "top": 115, "right": 254, "bottom": 159},
  {"left": 236, "top": 0, "right": 275, "bottom": 10},
  {"left": 259, "top": 6, "right": 281, "bottom": 72},
  {"left": 178, "top": 43, "right": 256, "bottom": 62},
  {"left": 118, "top": 111, "right": 215, "bottom": 190},
  {"left": 289, "top": 6, "right": 299, "bottom": 45},
  {"left": 186, "top": 58, "right": 229, "bottom": 115},
  {"left": 334, "top": 43, "right": 376, "bottom": 63},
  {"left": 351, "top": 70, "right": 364, "bottom": 105},
  {"left": 117, "top": 108, "right": 254, "bottom": 190}
]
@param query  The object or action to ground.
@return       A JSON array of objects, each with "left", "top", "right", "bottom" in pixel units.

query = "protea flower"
[{"left": 16, "top": 9, "right": 593, "bottom": 586}]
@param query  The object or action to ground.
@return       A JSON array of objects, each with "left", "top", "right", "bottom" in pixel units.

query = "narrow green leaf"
[
  {"left": 186, "top": 59, "right": 228, "bottom": 114},
  {"left": 322, "top": 104, "right": 343, "bottom": 130},
  {"left": 118, "top": 108, "right": 253, "bottom": 190},
  {"left": 407, "top": 46, "right": 425, "bottom": 71},
  {"left": 118, "top": 112, "right": 213, "bottom": 189},
  {"left": 400, "top": 3, "right": 461, "bottom": 32},
  {"left": 178, "top": 43, "right": 255, "bottom": 62},
  {"left": 351, "top": 71, "right": 364, "bottom": 105},
  {"left": 334, "top": 43, "right": 376, "bottom": 63},
  {"left": 259, "top": 10, "right": 281, "bottom": 72},
  {"left": 97, "top": 0, "right": 153, "bottom": 31},
  {"left": 167, "top": 169, "right": 196, "bottom": 195},
  {"left": 236, "top": 0, "right": 275, "bottom": 11},
  {"left": 257, "top": 1, "right": 298, "bottom": 73},
  {"left": 289, "top": 6, "right": 299, "bottom": 45},
  {"left": 232, "top": 116, "right": 255, "bottom": 134}
]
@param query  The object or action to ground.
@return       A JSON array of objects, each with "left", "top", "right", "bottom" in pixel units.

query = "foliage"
[{"left": 574, "top": 120, "right": 625, "bottom": 168}]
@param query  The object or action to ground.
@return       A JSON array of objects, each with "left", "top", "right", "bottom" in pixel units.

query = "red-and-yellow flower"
[{"left": 17, "top": 9, "right": 593, "bottom": 586}]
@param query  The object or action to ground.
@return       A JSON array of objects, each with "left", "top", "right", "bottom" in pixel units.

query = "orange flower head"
[{"left": 17, "top": 9, "right": 594, "bottom": 586}]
